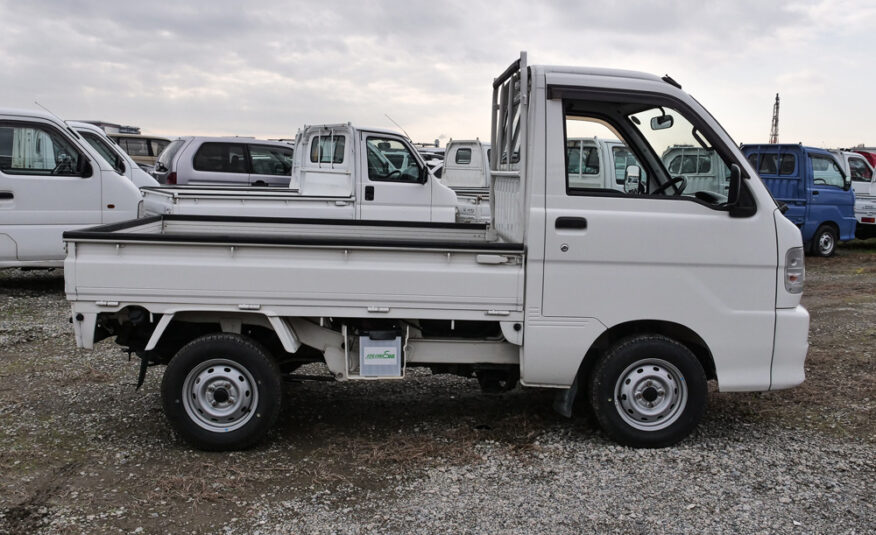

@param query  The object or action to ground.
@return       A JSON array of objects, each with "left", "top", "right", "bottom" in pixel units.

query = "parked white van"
[
  {"left": 67, "top": 121, "right": 159, "bottom": 188},
  {"left": 151, "top": 137, "right": 294, "bottom": 186},
  {"left": 0, "top": 109, "right": 142, "bottom": 268}
]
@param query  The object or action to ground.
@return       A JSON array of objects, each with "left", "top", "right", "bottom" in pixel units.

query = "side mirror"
[
  {"left": 650, "top": 114, "right": 674, "bottom": 130},
  {"left": 727, "top": 163, "right": 756, "bottom": 217},
  {"left": 80, "top": 160, "right": 93, "bottom": 178},
  {"left": 844, "top": 175, "right": 852, "bottom": 191},
  {"left": 624, "top": 165, "right": 642, "bottom": 193},
  {"left": 419, "top": 165, "right": 429, "bottom": 184}
]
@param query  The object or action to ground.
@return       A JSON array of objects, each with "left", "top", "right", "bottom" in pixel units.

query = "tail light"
[
  {"left": 784, "top": 247, "right": 805, "bottom": 294},
  {"left": 166, "top": 172, "right": 177, "bottom": 185}
]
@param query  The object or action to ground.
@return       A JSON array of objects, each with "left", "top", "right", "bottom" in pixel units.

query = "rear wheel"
[
  {"left": 161, "top": 333, "right": 282, "bottom": 451},
  {"left": 589, "top": 335, "right": 706, "bottom": 448},
  {"left": 809, "top": 224, "right": 837, "bottom": 257}
]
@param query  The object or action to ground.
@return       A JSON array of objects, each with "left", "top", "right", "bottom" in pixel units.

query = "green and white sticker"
[{"left": 363, "top": 347, "right": 398, "bottom": 366}]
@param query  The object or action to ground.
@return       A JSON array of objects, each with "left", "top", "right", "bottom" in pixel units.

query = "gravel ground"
[{"left": 0, "top": 240, "right": 874, "bottom": 535}]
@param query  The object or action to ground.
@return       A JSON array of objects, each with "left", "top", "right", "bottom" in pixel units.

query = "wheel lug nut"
[{"left": 210, "top": 400, "right": 217, "bottom": 406}]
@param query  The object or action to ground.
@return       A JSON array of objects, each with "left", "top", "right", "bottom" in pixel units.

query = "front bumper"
[{"left": 771, "top": 305, "right": 810, "bottom": 390}]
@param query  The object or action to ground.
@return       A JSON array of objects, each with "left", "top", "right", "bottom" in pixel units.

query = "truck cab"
[
  {"left": 0, "top": 108, "right": 141, "bottom": 268},
  {"left": 293, "top": 124, "right": 458, "bottom": 222},
  {"left": 830, "top": 149, "right": 876, "bottom": 239},
  {"left": 742, "top": 144, "right": 856, "bottom": 256}
]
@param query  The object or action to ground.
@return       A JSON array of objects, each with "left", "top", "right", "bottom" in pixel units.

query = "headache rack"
[{"left": 489, "top": 52, "right": 529, "bottom": 243}]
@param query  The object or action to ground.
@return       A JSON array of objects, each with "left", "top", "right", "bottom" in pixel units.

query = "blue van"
[{"left": 742, "top": 144, "right": 856, "bottom": 257}]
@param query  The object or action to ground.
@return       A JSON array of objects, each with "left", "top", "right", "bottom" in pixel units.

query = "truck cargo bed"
[{"left": 64, "top": 215, "right": 524, "bottom": 320}]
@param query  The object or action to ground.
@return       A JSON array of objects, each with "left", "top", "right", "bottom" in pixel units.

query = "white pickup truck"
[
  {"left": 64, "top": 53, "right": 809, "bottom": 451},
  {"left": 141, "top": 124, "right": 459, "bottom": 223},
  {"left": 0, "top": 109, "right": 142, "bottom": 268}
]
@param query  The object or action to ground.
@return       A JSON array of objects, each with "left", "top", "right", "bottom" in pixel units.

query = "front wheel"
[
  {"left": 589, "top": 335, "right": 706, "bottom": 448},
  {"left": 161, "top": 333, "right": 282, "bottom": 451},
  {"left": 809, "top": 225, "right": 837, "bottom": 257}
]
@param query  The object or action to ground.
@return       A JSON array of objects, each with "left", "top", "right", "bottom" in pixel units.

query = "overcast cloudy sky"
[{"left": 1, "top": 0, "right": 874, "bottom": 147}]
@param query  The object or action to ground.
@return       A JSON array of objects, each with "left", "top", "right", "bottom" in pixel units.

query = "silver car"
[{"left": 152, "top": 136, "right": 294, "bottom": 186}]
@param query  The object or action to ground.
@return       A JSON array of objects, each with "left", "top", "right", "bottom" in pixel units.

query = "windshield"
[
  {"left": 628, "top": 106, "right": 731, "bottom": 201},
  {"left": 81, "top": 131, "right": 125, "bottom": 174}
]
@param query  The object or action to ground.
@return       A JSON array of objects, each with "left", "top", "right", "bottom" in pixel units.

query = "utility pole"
[{"left": 769, "top": 93, "right": 780, "bottom": 144}]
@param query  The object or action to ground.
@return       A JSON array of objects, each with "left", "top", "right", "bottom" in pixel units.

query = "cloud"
[{"left": 0, "top": 0, "right": 874, "bottom": 146}]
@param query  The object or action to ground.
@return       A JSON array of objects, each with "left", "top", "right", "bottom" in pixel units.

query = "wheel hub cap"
[
  {"left": 615, "top": 358, "right": 688, "bottom": 431},
  {"left": 182, "top": 359, "right": 258, "bottom": 432}
]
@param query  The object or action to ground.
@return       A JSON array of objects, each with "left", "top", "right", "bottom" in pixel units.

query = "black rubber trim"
[
  {"left": 71, "top": 214, "right": 487, "bottom": 232},
  {"left": 62, "top": 215, "right": 520, "bottom": 252}
]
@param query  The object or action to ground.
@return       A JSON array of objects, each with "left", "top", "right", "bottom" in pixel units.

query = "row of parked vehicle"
[{"left": 1, "top": 102, "right": 874, "bottom": 271}]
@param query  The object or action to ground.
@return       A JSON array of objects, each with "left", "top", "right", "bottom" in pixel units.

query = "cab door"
[
  {"left": 0, "top": 118, "right": 101, "bottom": 262},
  {"left": 528, "top": 97, "right": 778, "bottom": 390},
  {"left": 358, "top": 133, "right": 432, "bottom": 222}
]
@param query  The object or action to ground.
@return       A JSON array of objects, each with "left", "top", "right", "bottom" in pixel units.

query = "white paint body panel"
[
  {"left": 65, "top": 61, "right": 809, "bottom": 395},
  {"left": 0, "top": 109, "right": 141, "bottom": 268},
  {"left": 143, "top": 124, "right": 458, "bottom": 223}
]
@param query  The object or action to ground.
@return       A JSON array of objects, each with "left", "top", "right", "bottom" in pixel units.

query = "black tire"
[
  {"left": 589, "top": 335, "right": 706, "bottom": 448},
  {"left": 161, "top": 333, "right": 282, "bottom": 451},
  {"left": 809, "top": 224, "right": 837, "bottom": 257}
]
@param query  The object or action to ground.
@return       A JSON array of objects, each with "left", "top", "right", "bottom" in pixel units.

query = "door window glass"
[
  {"left": 365, "top": 137, "right": 422, "bottom": 183},
  {"left": 455, "top": 148, "right": 472, "bottom": 164},
  {"left": 809, "top": 155, "right": 845, "bottom": 188},
  {"left": 193, "top": 142, "right": 248, "bottom": 173},
  {"left": 81, "top": 131, "right": 125, "bottom": 174},
  {"left": 0, "top": 122, "right": 84, "bottom": 176},
  {"left": 310, "top": 134, "right": 345, "bottom": 164},
  {"left": 848, "top": 157, "right": 873, "bottom": 182},
  {"left": 249, "top": 145, "right": 293, "bottom": 176}
]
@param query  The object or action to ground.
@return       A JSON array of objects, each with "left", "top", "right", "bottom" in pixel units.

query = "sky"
[{"left": 1, "top": 0, "right": 874, "bottom": 148}]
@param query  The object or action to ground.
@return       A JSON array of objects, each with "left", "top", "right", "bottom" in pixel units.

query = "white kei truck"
[
  {"left": 140, "top": 124, "right": 459, "bottom": 223},
  {"left": 64, "top": 53, "right": 810, "bottom": 451},
  {"left": 0, "top": 109, "right": 143, "bottom": 269}
]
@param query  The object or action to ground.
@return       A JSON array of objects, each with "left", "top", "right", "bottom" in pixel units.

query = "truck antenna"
[
  {"left": 34, "top": 100, "right": 63, "bottom": 122},
  {"left": 384, "top": 114, "right": 412, "bottom": 140}
]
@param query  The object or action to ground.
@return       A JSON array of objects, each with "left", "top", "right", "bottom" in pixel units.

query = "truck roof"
[
  {"left": 299, "top": 123, "right": 409, "bottom": 138},
  {"left": 741, "top": 143, "right": 835, "bottom": 156},
  {"left": 537, "top": 65, "right": 665, "bottom": 84},
  {"left": 0, "top": 107, "right": 66, "bottom": 124}
]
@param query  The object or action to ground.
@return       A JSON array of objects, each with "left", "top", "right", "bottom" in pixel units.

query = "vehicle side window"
[
  {"left": 0, "top": 122, "right": 85, "bottom": 176},
  {"left": 455, "top": 148, "right": 472, "bottom": 164},
  {"left": 249, "top": 145, "right": 293, "bottom": 176},
  {"left": 759, "top": 154, "right": 778, "bottom": 175},
  {"left": 778, "top": 154, "right": 796, "bottom": 175},
  {"left": 81, "top": 132, "right": 125, "bottom": 174},
  {"left": 310, "top": 135, "right": 345, "bottom": 164},
  {"left": 193, "top": 142, "right": 248, "bottom": 173},
  {"left": 365, "top": 137, "right": 422, "bottom": 183},
  {"left": 809, "top": 155, "right": 845, "bottom": 188},
  {"left": 747, "top": 153, "right": 758, "bottom": 168},
  {"left": 150, "top": 139, "right": 169, "bottom": 157},
  {"left": 124, "top": 138, "right": 150, "bottom": 157},
  {"left": 848, "top": 157, "right": 873, "bottom": 182}
]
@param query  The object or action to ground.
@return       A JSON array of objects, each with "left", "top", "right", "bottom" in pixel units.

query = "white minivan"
[
  {"left": 151, "top": 137, "right": 294, "bottom": 186},
  {"left": 67, "top": 121, "right": 159, "bottom": 188},
  {"left": 0, "top": 108, "right": 142, "bottom": 268}
]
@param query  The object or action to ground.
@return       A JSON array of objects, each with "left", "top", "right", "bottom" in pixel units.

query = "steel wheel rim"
[
  {"left": 818, "top": 232, "right": 834, "bottom": 255},
  {"left": 614, "top": 358, "right": 688, "bottom": 431},
  {"left": 182, "top": 358, "right": 258, "bottom": 432}
]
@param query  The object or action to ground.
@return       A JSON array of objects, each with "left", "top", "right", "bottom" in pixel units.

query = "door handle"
[
  {"left": 0, "top": 192, "right": 13, "bottom": 200},
  {"left": 555, "top": 216, "right": 587, "bottom": 229},
  {"left": 811, "top": 190, "right": 819, "bottom": 196},
  {"left": 365, "top": 185, "right": 374, "bottom": 201}
]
